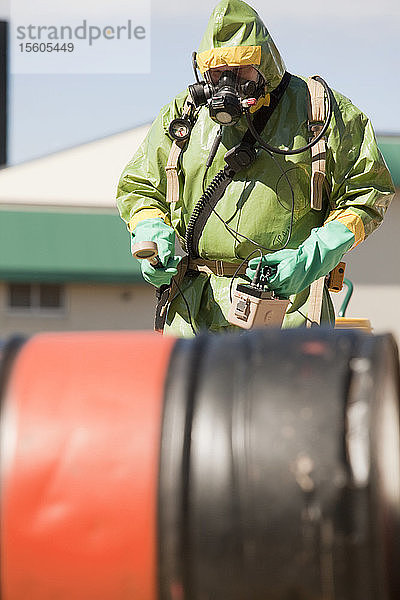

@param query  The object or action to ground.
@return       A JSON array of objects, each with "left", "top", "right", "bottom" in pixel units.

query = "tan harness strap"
[
  {"left": 307, "top": 77, "right": 326, "bottom": 211},
  {"left": 165, "top": 142, "right": 184, "bottom": 204},
  {"left": 306, "top": 276, "right": 325, "bottom": 327},
  {"left": 305, "top": 77, "right": 330, "bottom": 326},
  {"left": 165, "top": 96, "right": 192, "bottom": 206}
]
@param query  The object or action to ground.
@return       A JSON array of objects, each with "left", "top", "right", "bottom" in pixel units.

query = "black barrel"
[
  {"left": 159, "top": 328, "right": 400, "bottom": 600},
  {"left": 0, "top": 335, "right": 25, "bottom": 405}
]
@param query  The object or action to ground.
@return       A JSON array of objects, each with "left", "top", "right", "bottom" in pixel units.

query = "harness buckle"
[
  {"left": 308, "top": 121, "right": 325, "bottom": 142},
  {"left": 216, "top": 260, "right": 224, "bottom": 276}
]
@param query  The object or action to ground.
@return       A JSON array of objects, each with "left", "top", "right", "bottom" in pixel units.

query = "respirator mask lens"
[{"left": 207, "top": 65, "right": 259, "bottom": 88}]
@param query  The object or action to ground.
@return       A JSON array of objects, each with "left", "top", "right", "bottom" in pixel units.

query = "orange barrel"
[
  {"left": 1, "top": 332, "right": 175, "bottom": 600},
  {"left": 1, "top": 329, "right": 400, "bottom": 600}
]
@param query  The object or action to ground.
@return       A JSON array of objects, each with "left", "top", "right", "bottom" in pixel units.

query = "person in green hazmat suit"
[{"left": 116, "top": 0, "right": 394, "bottom": 337}]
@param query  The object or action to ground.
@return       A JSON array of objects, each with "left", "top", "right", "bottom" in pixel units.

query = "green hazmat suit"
[{"left": 116, "top": 0, "right": 395, "bottom": 337}]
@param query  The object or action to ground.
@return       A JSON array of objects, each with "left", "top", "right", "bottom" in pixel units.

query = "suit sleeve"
[{"left": 324, "top": 97, "right": 395, "bottom": 249}]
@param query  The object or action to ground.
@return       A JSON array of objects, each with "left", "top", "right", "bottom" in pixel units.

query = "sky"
[{"left": 0, "top": 0, "right": 399, "bottom": 164}]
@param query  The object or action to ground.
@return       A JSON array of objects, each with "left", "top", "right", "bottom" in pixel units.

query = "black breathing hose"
[
  {"left": 244, "top": 75, "right": 333, "bottom": 156},
  {"left": 184, "top": 166, "right": 234, "bottom": 257}
]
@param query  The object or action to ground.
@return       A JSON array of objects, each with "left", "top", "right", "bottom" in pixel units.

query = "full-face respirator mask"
[{"left": 188, "top": 52, "right": 264, "bottom": 126}]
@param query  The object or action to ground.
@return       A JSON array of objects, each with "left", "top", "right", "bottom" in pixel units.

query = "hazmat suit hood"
[{"left": 197, "top": 0, "right": 286, "bottom": 93}]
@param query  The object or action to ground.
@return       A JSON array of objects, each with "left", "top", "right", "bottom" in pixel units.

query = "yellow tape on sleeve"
[
  {"left": 128, "top": 208, "right": 168, "bottom": 233},
  {"left": 325, "top": 208, "right": 365, "bottom": 249}
]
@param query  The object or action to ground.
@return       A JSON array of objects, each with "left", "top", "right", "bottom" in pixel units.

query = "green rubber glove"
[
  {"left": 132, "top": 218, "right": 181, "bottom": 287},
  {"left": 246, "top": 221, "right": 355, "bottom": 297}
]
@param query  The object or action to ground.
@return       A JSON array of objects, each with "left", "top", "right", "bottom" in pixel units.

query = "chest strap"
[{"left": 307, "top": 76, "right": 327, "bottom": 211}]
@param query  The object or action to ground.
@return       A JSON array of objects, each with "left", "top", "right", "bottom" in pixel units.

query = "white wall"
[{"left": 0, "top": 282, "right": 154, "bottom": 337}]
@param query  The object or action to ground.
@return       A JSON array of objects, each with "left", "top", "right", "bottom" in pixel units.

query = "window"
[
  {"left": 8, "top": 283, "right": 65, "bottom": 313},
  {"left": 39, "top": 284, "right": 63, "bottom": 308},
  {"left": 9, "top": 283, "right": 31, "bottom": 308}
]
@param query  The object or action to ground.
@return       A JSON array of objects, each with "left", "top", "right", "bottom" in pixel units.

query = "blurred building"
[
  {"left": 0, "top": 127, "right": 399, "bottom": 339},
  {"left": 0, "top": 126, "right": 155, "bottom": 336}
]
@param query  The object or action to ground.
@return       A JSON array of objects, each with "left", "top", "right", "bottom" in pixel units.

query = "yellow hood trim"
[
  {"left": 197, "top": 45, "right": 261, "bottom": 73},
  {"left": 325, "top": 208, "right": 365, "bottom": 249}
]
